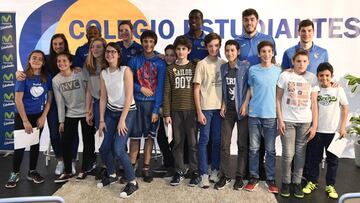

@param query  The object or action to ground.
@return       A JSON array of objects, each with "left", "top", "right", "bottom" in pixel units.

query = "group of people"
[{"left": 5, "top": 8, "right": 349, "bottom": 200}]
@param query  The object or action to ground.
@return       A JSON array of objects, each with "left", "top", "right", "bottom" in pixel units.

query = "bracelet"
[{"left": 22, "top": 120, "right": 29, "bottom": 123}]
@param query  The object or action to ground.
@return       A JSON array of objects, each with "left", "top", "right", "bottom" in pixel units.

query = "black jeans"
[
  {"left": 305, "top": 132, "right": 338, "bottom": 185},
  {"left": 157, "top": 119, "right": 174, "bottom": 168},
  {"left": 62, "top": 117, "right": 96, "bottom": 174},
  {"left": 13, "top": 113, "right": 43, "bottom": 173}
]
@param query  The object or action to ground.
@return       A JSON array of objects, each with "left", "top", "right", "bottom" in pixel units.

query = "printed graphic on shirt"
[
  {"left": 30, "top": 83, "right": 44, "bottom": 99},
  {"left": 318, "top": 94, "right": 337, "bottom": 106},
  {"left": 59, "top": 80, "right": 81, "bottom": 92},
  {"left": 286, "top": 81, "right": 310, "bottom": 107},
  {"left": 137, "top": 61, "right": 158, "bottom": 92},
  {"left": 226, "top": 77, "right": 236, "bottom": 100},
  {"left": 174, "top": 68, "right": 193, "bottom": 89}
]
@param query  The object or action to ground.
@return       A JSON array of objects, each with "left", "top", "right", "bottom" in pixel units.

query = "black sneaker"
[
  {"left": 95, "top": 166, "right": 107, "bottom": 180},
  {"left": 27, "top": 171, "right": 45, "bottom": 184},
  {"left": 214, "top": 176, "right": 231, "bottom": 190},
  {"left": 293, "top": 183, "right": 304, "bottom": 198},
  {"left": 188, "top": 172, "right": 201, "bottom": 187},
  {"left": 280, "top": 183, "right": 291, "bottom": 197},
  {"left": 170, "top": 172, "right": 184, "bottom": 186},
  {"left": 142, "top": 169, "right": 153, "bottom": 183},
  {"left": 233, "top": 176, "right": 244, "bottom": 190},
  {"left": 119, "top": 182, "right": 139, "bottom": 198},
  {"left": 54, "top": 173, "right": 72, "bottom": 183},
  {"left": 97, "top": 175, "right": 119, "bottom": 188}
]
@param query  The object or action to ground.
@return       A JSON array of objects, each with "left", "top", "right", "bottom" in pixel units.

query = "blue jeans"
[
  {"left": 248, "top": 117, "right": 277, "bottom": 180},
  {"left": 198, "top": 110, "right": 221, "bottom": 175},
  {"left": 93, "top": 98, "right": 100, "bottom": 129},
  {"left": 99, "top": 109, "right": 136, "bottom": 181},
  {"left": 47, "top": 99, "right": 79, "bottom": 160}
]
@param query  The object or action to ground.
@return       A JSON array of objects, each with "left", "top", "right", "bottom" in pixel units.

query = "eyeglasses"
[{"left": 105, "top": 50, "right": 118, "bottom": 54}]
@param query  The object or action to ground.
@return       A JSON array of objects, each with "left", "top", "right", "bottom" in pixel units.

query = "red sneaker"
[
  {"left": 266, "top": 180, "right": 279, "bottom": 194},
  {"left": 244, "top": 178, "right": 259, "bottom": 192}
]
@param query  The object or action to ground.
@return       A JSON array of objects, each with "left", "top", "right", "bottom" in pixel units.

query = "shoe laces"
[
  {"left": 326, "top": 185, "right": 337, "bottom": 193},
  {"left": 305, "top": 181, "right": 316, "bottom": 190},
  {"left": 9, "top": 173, "right": 18, "bottom": 181}
]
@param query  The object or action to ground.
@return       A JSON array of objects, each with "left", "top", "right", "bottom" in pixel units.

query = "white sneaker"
[
  {"left": 209, "top": 169, "right": 220, "bottom": 183},
  {"left": 72, "top": 162, "right": 76, "bottom": 175},
  {"left": 199, "top": 174, "right": 210, "bottom": 189},
  {"left": 55, "top": 161, "right": 64, "bottom": 175}
]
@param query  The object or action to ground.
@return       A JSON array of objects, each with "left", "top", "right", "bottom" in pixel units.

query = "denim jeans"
[
  {"left": 47, "top": 99, "right": 79, "bottom": 160},
  {"left": 99, "top": 109, "right": 136, "bottom": 181},
  {"left": 248, "top": 117, "right": 277, "bottom": 180},
  {"left": 198, "top": 110, "right": 221, "bottom": 175},
  {"left": 281, "top": 122, "right": 310, "bottom": 184},
  {"left": 306, "top": 132, "right": 338, "bottom": 185}
]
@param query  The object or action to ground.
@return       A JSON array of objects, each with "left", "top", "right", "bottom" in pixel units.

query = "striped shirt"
[
  {"left": 163, "top": 62, "right": 196, "bottom": 117},
  {"left": 101, "top": 66, "right": 136, "bottom": 112}
]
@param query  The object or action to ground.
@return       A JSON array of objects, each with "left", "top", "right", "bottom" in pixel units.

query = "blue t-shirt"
[
  {"left": 73, "top": 43, "right": 89, "bottom": 68},
  {"left": 116, "top": 41, "right": 143, "bottom": 66},
  {"left": 184, "top": 31, "right": 208, "bottom": 61},
  {"left": 236, "top": 32, "right": 277, "bottom": 66},
  {"left": 281, "top": 42, "right": 328, "bottom": 74},
  {"left": 248, "top": 64, "right": 281, "bottom": 118},
  {"left": 15, "top": 75, "right": 52, "bottom": 115}
]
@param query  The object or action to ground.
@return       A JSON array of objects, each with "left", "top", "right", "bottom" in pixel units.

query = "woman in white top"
[{"left": 97, "top": 42, "right": 138, "bottom": 198}]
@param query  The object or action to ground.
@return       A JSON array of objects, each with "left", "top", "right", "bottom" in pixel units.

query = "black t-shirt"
[{"left": 226, "top": 67, "right": 236, "bottom": 110}]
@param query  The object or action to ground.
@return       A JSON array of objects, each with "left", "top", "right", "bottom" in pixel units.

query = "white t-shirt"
[
  {"left": 101, "top": 66, "right": 136, "bottom": 111},
  {"left": 193, "top": 56, "right": 225, "bottom": 110},
  {"left": 277, "top": 71, "right": 319, "bottom": 123},
  {"left": 317, "top": 86, "right": 348, "bottom": 133}
]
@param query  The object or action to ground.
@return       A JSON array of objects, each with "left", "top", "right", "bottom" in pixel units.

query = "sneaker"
[
  {"left": 72, "top": 162, "right": 76, "bottom": 175},
  {"left": 280, "top": 183, "right": 291, "bottom": 197},
  {"left": 244, "top": 178, "right": 259, "bottom": 192},
  {"left": 209, "top": 169, "right": 220, "bottom": 183},
  {"left": 142, "top": 169, "right": 153, "bottom": 183},
  {"left": 293, "top": 183, "right": 304, "bottom": 198},
  {"left": 152, "top": 165, "right": 170, "bottom": 173},
  {"left": 55, "top": 161, "right": 64, "bottom": 175},
  {"left": 119, "top": 182, "right": 139, "bottom": 199},
  {"left": 54, "top": 173, "right": 72, "bottom": 183},
  {"left": 233, "top": 176, "right": 244, "bottom": 190},
  {"left": 76, "top": 171, "right": 87, "bottom": 180},
  {"left": 188, "top": 172, "right": 201, "bottom": 187},
  {"left": 265, "top": 180, "right": 279, "bottom": 194},
  {"left": 325, "top": 185, "right": 339, "bottom": 199},
  {"left": 199, "top": 174, "right": 210, "bottom": 189},
  {"left": 170, "top": 172, "right": 184, "bottom": 186},
  {"left": 27, "top": 171, "right": 45, "bottom": 184},
  {"left": 303, "top": 181, "right": 317, "bottom": 194},
  {"left": 97, "top": 175, "right": 119, "bottom": 188},
  {"left": 5, "top": 172, "right": 19, "bottom": 188},
  {"left": 214, "top": 176, "right": 231, "bottom": 190}
]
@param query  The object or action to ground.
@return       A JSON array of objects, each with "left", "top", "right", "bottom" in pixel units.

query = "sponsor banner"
[{"left": 0, "top": 12, "right": 16, "bottom": 150}]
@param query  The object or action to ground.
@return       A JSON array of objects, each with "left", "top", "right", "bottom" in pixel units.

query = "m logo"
[
  {"left": 3, "top": 73, "right": 14, "bottom": 81},
  {"left": 2, "top": 54, "right": 13, "bottom": 62},
  {"left": 1, "top": 15, "right": 11, "bottom": 24},
  {"left": 4, "top": 93, "right": 14, "bottom": 100},
  {"left": 4, "top": 112, "right": 15, "bottom": 119},
  {"left": 2, "top": 35, "right": 12, "bottom": 43},
  {"left": 4, "top": 131, "right": 13, "bottom": 139}
]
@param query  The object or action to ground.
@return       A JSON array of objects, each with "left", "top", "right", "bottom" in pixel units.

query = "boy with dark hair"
[
  {"left": 214, "top": 40, "right": 250, "bottom": 190},
  {"left": 281, "top": 19, "right": 328, "bottom": 73},
  {"left": 163, "top": 36, "right": 199, "bottom": 186},
  {"left": 303, "top": 62, "right": 348, "bottom": 199},
  {"left": 116, "top": 20, "right": 143, "bottom": 66},
  {"left": 128, "top": 30, "right": 166, "bottom": 183},
  {"left": 194, "top": 32, "right": 225, "bottom": 189},
  {"left": 244, "top": 41, "right": 281, "bottom": 193},
  {"left": 276, "top": 50, "right": 319, "bottom": 198}
]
